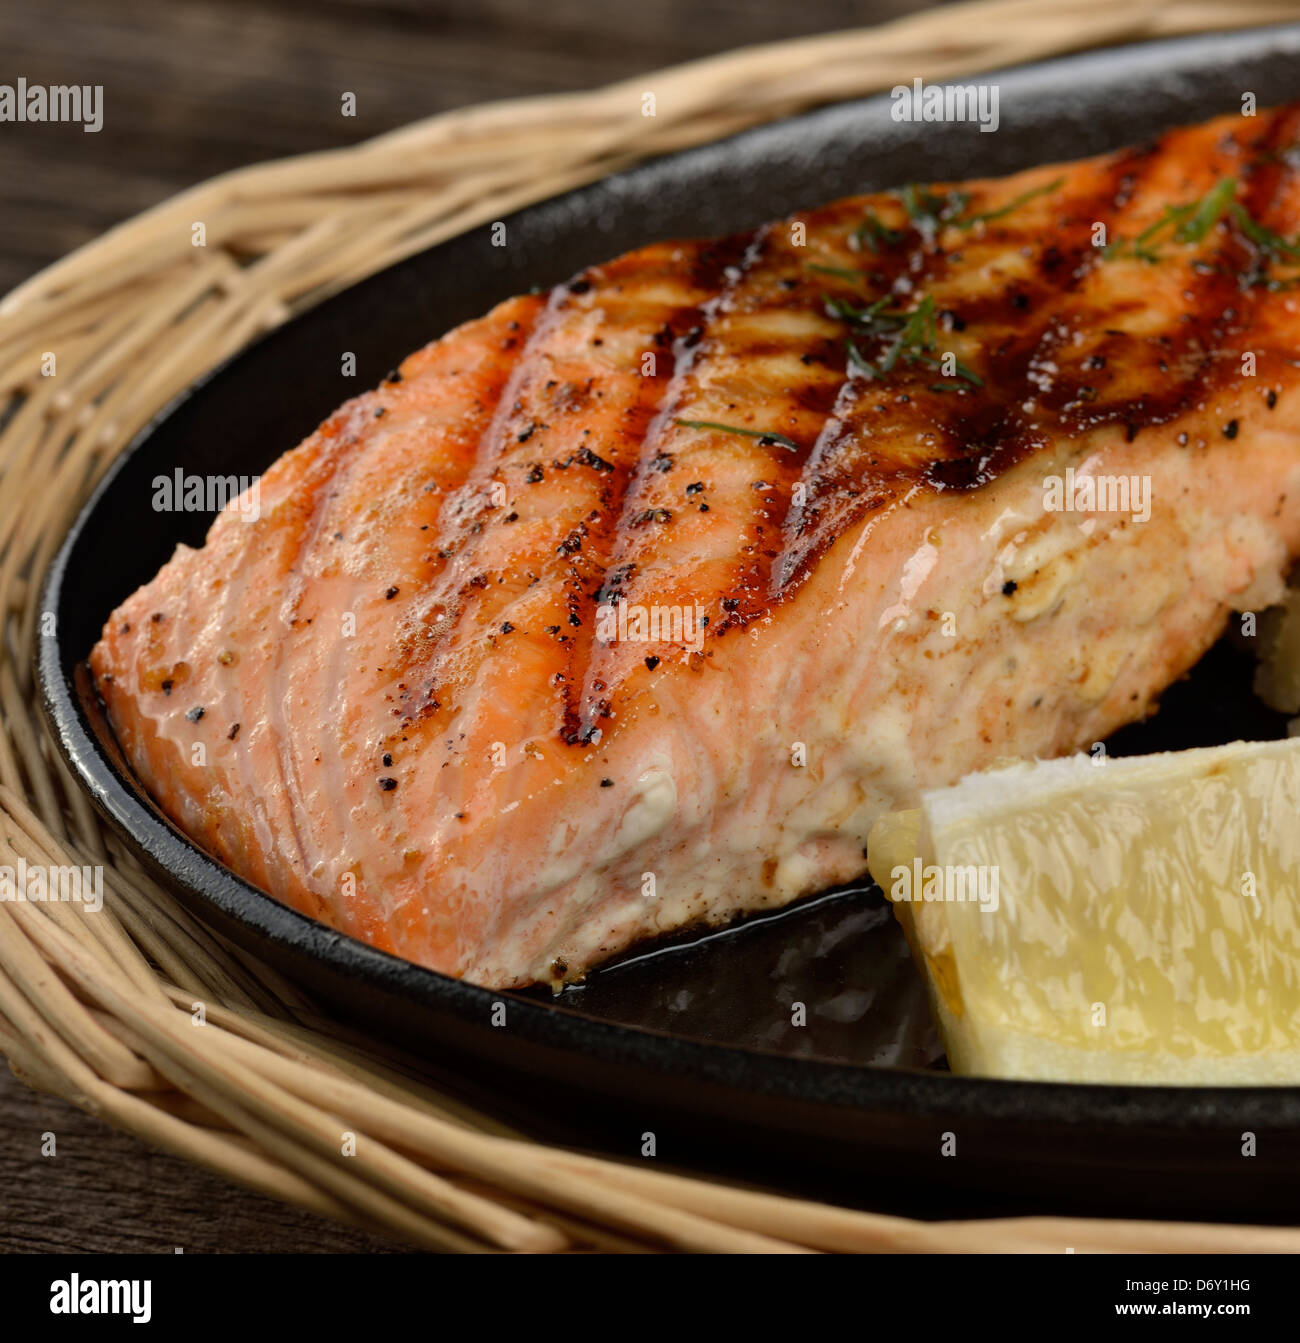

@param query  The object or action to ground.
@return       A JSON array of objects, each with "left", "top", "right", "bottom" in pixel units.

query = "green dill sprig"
[
  {"left": 1228, "top": 200, "right": 1300, "bottom": 261},
  {"left": 849, "top": 210, "right": 905, "bottom": 253},
  {"left": 899, "top": 184, "right": 971, "bottom": 241},
  {"left": 674, "top": 418, "right": 799, "bottom": 450},
  {"left": 1104, "top": 177, "right": 1238, "bottom": 261},
  {"left": 1103, "top": 176, "right": 1300, "bottom": 288},
  {"left": 804, "top": 262, "right": 864, "bottom": 281},
  {"left": 833, "top": 293, "right": 982, "bottom": 389},
  {"left": 956, "top": 177, "right": 1066, "bottom": 229},
  {"left": 1227, "top": 199, "right": 1300, "bottom": 290},
  {"left": 1180, "top": 177, "right": 1240, "bottom": 242},
  {"left": 824, "top": 293, "right": 893, "bottom": 324},
  {"left": 845, "top": 176, "right": 1063, "bottom": 258}
]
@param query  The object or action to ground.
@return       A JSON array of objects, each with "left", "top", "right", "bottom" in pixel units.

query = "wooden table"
[{"left": 1, "top": 0, "right": 936, "bottom": 1253}]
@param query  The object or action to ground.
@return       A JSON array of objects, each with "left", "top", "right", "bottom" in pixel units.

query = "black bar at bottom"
[{"left": 0, "top": 1249, "right": 1286, "bottom": 1326}]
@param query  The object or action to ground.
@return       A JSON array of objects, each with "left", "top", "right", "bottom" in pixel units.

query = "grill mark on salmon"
[{"left": 91, "top": 104, "right": 1300, "bottom": 986}]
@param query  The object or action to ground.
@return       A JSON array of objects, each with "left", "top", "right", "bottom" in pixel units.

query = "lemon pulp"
[{"left": 867, "top": 739, "right": 1300, "bottom": 1084}]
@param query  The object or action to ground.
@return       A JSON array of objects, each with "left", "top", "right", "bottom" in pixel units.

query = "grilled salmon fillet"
[{"left": 91, "top": 104, "right": 1300, "bottom": 988}]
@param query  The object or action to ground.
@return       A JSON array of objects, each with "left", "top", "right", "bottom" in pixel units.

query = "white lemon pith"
[{"left": 866, "top": 739, "right": 1300, "bottom": 1084}]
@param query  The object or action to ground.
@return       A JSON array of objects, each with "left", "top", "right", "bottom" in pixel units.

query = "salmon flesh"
[{"left": 90, "top": 105, "right": 1300, "bottom": 988}]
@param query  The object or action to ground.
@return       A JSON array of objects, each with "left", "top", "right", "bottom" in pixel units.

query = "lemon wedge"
[{"left": 866, "top": 739, "right": 1300, "bottom": 1084}]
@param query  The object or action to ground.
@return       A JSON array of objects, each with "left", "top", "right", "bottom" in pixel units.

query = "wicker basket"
[{"left": 4, "top": 0, "right": 1300, "bottom": 1252}]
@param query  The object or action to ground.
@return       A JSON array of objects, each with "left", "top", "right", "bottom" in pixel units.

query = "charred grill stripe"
[
  {"left": 564, "top": 230, "right": 758, "bottom": 741},
  {"left": 770, "top": 132, "right": 1245, "bottom": 589},
  {"left": 660, "top": 225, "right": 848, "bottom": 625},
  {"left": 1044, "top": 115, "right": 1275, "bottom": 444},
  {"left": 772, "top": 192, "right": 958, "bottom": 592},
  {"left": 936, "top": 144, "right": 1160, "bottom": 467},
  {"left": 1240, "top": 104, "right": 1300, "bottom": 254},
  {"left": 544, "top": 238, "right": 745, "bottom": 746},
  {"left": 380, "top": 298, "right": 549, "bottom": 711}
]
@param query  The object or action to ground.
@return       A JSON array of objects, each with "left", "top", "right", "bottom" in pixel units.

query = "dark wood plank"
[
  {"left": 0, "top": 1066, "right": 411, "bottom": 1252},
  {"left": 0, "top": 0, "right": 932, "bottom": 293}
]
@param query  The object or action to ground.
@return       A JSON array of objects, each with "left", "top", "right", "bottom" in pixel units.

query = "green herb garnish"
[
  {"left": 850, "top": 211, "right": 905, "bottom": 253},
  {"left": 859, "top": 178, "right": 1061, "bottom": 249},
  {"left": 674, "top": 419, "right": 799, "bottom": 450},
  {"left": 891, "top": 294, "right": 940, "bottom": 359},
  {"left": 846, "top": 339, "right": 881, "bottom": 380},
  {"left": 1227, "top": 200, "right": 1300, "bottom": 290},
  {"left": 1227, "top": 201, "right": 1300, "bottom": 260},
  {"left": 956, "top": 177, "right": 1065, "bottom": 229},
  {"left": 1178, "top": 176, "right": 1239, "bottom": 242},
  {"left": 804, "top": 262, "right": 863, "bottom": 281},
  {"left": 832, "top": 292, "right": 982, "bottom": 389},
  {"left": 899, "top": 184, "right": 971, "bottom": 239},
  {"left": 823, "top": 294, "right": 893, "bottom": 324},
  {"left": 1105, "top": 177, "right": 1237, "bottom": 261},
  {"left": 1102, "top": 176, "right": 1300, "bottom": 287},
  {"left": 914, "top": 352, "right": 984, "bottom": 387}
]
